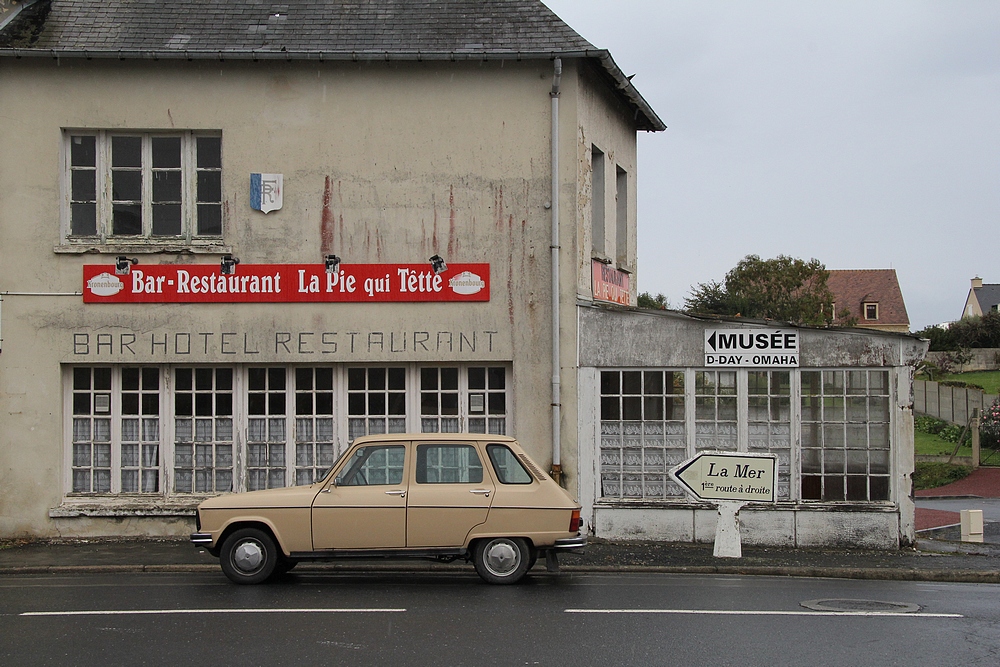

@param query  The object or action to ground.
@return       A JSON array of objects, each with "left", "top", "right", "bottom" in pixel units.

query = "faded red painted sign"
[
  {"left": 83, "top": 263, "right": 490, "bottom": 304},
  {"left": 591, "top": 260, "right": 631, "bottom": 306}
]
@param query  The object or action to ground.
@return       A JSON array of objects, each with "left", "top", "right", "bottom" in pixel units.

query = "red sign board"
[
  {"left": 591, "top": 260, "right": 631, "bottom": 306},
  {"left": 83, "top": 263, "right": 490, "bottom": 304}
]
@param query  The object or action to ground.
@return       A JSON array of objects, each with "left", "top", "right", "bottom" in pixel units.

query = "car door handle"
[
  {"left": 385, "top": 489, "right": 406, "bottom": 497},
  {"left": 470, "top": 489, "right": 491, "bottom": 497}
]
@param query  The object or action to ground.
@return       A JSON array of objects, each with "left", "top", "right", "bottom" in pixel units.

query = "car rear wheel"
[
  {"left": 473, "top": 537, "right": 530, "bottom": 585},
  {"left": 219, "top": 527, "right": 278, "bottom": 585}
]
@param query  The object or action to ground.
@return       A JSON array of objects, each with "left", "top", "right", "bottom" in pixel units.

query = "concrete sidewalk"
[{"left": 2, "top": 535, "right": 1000, "bottom": 583}]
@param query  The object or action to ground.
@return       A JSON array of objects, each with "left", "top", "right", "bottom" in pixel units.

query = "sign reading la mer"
[
  {"left": 704, "top": 329, "right": 799, "bottom": 368},
  {"left": 671, "top": 452, "right": 777, "bottom": 503},
  {"left": 83, "top": 263, "right": 489, "bottom": 304}
]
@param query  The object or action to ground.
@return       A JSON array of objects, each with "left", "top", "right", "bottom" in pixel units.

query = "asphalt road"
[{"left": 2, "top": 571, "right": 998, "bottom": 666}]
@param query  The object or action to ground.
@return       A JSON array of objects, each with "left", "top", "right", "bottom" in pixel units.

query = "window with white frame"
[
  {"left": 64, "top": 363, "right": 511, "bottom": 500},
  {"left": 247, "top": 367, "right": 288, "bottom": 491},
  {"left": 864, "top": 302, "right": 879, "bottom": 320},
  {"left": 596, "top": 367, "right": 894, "bottom": 504},
  {"left": 695, "top": 370, "right": 737, "bottom": 451},
  {"left": 599, "top": 370, "right": 686, "bottom": 499},
  {"left": 801, "top": 370, "right": 891, "bottom": 502},
  {"left": 65, "top": 131, "right": 222, "bottom": 245},
  {"left": 347, "top": 367, "right": 407, "bottom": 441},
  {"left": 747, "top": 370, "right": 792, "bottom": 500},
  {"left": 294, "top": 367, "right": 336, "bottom": 485}
]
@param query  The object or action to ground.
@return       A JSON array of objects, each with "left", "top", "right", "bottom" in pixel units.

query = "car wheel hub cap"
[
  {"left": 234, "top": 541, "right": 264, "bottom": 572},
  {"left": 485, "top": 542, "right": 518, "bottom": 575}
]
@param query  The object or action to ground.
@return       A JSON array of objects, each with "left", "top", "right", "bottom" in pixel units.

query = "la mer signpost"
[{"left": 670, "top": 451, "right": 778, "bottom": 558}]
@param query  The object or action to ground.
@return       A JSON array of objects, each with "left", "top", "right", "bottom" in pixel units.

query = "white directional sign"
[
  {"left": 704, "top": 329, "right": 799, "bottom": 368},
  {"left": 670, "top": 452, "right": 778, "bottom": 503}
]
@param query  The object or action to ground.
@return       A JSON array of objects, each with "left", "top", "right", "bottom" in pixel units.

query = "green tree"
[
  {"left": 684, "top": 254, "right": 835, "bottom": 325},
  {"left": 637, "top": 292, "right": 670, "bottom": 310}
]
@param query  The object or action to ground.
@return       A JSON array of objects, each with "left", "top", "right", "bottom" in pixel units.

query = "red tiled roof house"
[{"left": 828, "top": 269, "right": 910, "bottom": 333}]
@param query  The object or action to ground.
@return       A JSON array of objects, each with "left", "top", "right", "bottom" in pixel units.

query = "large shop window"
[
  {"left": 64, "top": 131, "right": 223, "bottom": 246},
  {"left": 599, "top": 368, "right": 893, "bottom": 503},
  {"left": 64, "top": 364, "right": 510, "bottom": 499}
]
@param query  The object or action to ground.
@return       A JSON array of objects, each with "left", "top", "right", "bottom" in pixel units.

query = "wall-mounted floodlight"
[
  {"left": 429, "top": 254, "right": 448, "bottom": 275},
  {"left": 220, "top": 254, "right": 240, "bottom": 275},
  {"left": 115, "top": 256, "right": 138, "bottom": 275},
  {"left": 325, "top": 254, "right": 341, "bottom": 274}
]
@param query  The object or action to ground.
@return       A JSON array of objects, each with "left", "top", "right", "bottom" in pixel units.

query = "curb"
[{"left": 3, "top": 562, "right": 1000, "bottom": 584}]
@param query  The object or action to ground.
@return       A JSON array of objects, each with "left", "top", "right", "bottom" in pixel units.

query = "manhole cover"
[{"left": 801, "top": 599, "right": 921, "bottom": 613}]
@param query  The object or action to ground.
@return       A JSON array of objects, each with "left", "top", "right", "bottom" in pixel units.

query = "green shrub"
[
  {"left": 915, "top": 415, "right": 947, "bottom": 435},
  {"left": 913, "top": 462, "right": 972, "bottom": 491}
]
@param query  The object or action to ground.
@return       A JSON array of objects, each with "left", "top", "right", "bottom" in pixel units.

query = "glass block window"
[
  {"left": 71, "top": 367, "right": 113, "bottom": 493},
  {"left": 247, "top": 367, "right": 287, "bottom": 491},
  {"left": 599, "top": 370, "right": 686, "bottom": 499},
  {"left": 420, "top": 367, "right": 460, "bottom": 433},
  {"left": 347, "top": 367, "right": 406, "bottom": 442},
  {"left": 695, "top": 371, "right": 737, "bottom": 451},
  {"left": 294, "top": 367, "right": 336, "bottom": 485},
  {"left": 801, "top": 370, "right": 891, "bottom": 501},
  {"left": 468, "top": 366, "right": 506, "bottom": 435},
  {"left": 747, "top": 370, "right": 791, "bottom": 500},
  {"left": 120, "top": 367, "right": 160, "bottom": 493},
  {"left": 173, "top": 367, "right": 234, "bottom": 493}
]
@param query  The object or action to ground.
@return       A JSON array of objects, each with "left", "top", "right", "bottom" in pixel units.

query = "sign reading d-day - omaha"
[
  {"left": 671, "top": 452, "right": 778, "bottom": 503},
  {"left": 704, "top": 329, "right": 799, "bottom": 368}
]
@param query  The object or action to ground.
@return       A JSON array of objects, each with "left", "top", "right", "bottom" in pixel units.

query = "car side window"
[
  {"left": 339, "top": 445, "right": 405, "bottom": 486},
  {"left": 416, "top": 444, "right": 483, "bottom": 484},
  {"left": 486, "top": 445, "right": 534, "bottom": 484}
]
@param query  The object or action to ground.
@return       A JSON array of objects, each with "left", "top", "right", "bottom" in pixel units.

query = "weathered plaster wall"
[{"left": 0, "top": 56, "right": 637, "bottom": 536}]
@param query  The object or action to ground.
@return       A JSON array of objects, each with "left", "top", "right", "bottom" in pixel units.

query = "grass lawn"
[
  {"left": 914, "top": 430, "right": 972, "bottom": 458},
  {"left": 936, "top": 370, "right": 1000, "bottom": 395}
]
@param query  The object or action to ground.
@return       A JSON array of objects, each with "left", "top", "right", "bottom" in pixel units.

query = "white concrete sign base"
[{"left": 714, "top": 501, "right": 748, "bottom": 558}]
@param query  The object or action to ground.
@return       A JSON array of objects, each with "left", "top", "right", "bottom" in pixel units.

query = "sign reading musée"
[{"left": 704, "top": 329, "right": 799, "bottom": 368}]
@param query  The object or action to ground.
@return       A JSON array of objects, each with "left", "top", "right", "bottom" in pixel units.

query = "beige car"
[{"left": 191, "top": 433, "right": 585, "bottom": 585}]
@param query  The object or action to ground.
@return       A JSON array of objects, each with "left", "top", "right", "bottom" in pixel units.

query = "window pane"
[
  {"left": 113, "top": 204, "right": 142, "bottom": 235},
  {"left": 112, "top": 136, "right": 141, "bottom": 167},
  {"left": 71, "top": 135, "right": 96, "bottom": 166},
  {"left": 72, "top": 170, "right": 96, "bottom": 201},
  {"left": 152, "top": 137, "right": 181, "bottom": 168},
  {"left": 71, "top": 204, "right": 97, "bottom": 236},
  {"left": 197, "top": 171, "right": 222, "bottom": 202},
  {"left": 197, "top": 204, "right": 223, "bottom": 235},
  {"left": 152, "top": 204, "right": 182, "bottom": 236},
  {"left": 153, "top": 171, "right": 182, "bottom": 202},
  {"left": 197, "top": 136, "right": 222, "bottom": 168}
]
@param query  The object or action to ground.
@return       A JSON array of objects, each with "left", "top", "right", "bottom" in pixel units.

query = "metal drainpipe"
[{"left": 549, "top": 58, "right": 563, "bottom": 485}]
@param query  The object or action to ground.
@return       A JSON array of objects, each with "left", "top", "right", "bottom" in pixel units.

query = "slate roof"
[
  {"left": 970, "top": 285, "right": 1000, "bottom": 314},
  {"left": 0, "top": 0, "right": 664, "bottom": 130},
  {"left": 827, "top": 269, "right": 909, "bottom": 328}
]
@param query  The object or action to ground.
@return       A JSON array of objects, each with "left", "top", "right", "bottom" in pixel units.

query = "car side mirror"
[{"left": 334, "top": 476, "right": 343, "bottom": 487}]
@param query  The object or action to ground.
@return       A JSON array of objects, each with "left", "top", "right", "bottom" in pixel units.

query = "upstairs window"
[
  {"left": 65, "top": 131, "right": 223, "bottom": 245},
  {"left": 864, "top": 302, "right": 879, "bottom": 320}
]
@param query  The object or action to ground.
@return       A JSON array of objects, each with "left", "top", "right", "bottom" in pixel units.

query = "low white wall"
[{"left": 594, "top": 506, "right": 901, "bottom": 549}]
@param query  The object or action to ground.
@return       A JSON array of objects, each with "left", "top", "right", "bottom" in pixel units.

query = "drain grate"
[{"left": 801, "top": 599, "right": 921, "bottom": 613}]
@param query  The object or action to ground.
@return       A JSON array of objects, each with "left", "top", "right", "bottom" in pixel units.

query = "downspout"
[{"left": 549, "top": 58, "right": 563, "bottom": 485}]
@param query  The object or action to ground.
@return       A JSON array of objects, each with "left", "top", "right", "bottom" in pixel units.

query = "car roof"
[{"left": 351, "top": 433, "right": 518, "bottom": 445}]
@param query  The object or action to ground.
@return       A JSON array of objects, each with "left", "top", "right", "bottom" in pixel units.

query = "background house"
[
  {"left": 827, "top": 269, "right": 910, "bottom": 333},
  {"left": 962, "top": 277, "right": 1000, "bottom": 319}
]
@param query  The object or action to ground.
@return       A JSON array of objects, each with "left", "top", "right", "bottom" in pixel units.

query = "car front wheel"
[
  {"left": 473, "top": 537, "right": 531, "bottom": 585},
  {"left": 219, "top": 527, "right": 278, "bottom": 585}
]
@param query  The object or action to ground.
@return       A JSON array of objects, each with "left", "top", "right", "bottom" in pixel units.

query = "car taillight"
[{"left": 569, "top": 509, "right": 581, "bottom": 533}]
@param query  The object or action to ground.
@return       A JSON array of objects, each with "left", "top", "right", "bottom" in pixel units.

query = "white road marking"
[
  {"left": 21, "top": 608, "right": 406, "bottom": 617},
  {"left": 565, "top": 609, "right": 963, "bottom": 618}
]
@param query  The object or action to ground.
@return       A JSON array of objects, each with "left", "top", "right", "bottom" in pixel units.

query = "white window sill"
[
  {"left": 54, "top": 242, "right": 231, "bottom": 255},
  {"left": 50, "top": 497, "right": 210, "bottom": 518}
]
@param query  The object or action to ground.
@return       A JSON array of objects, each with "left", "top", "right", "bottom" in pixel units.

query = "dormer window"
[{"left": 864, "top": 303, "right": 879, "bottom": 320}]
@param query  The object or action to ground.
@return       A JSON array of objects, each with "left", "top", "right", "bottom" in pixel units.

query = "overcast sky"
[{"left": 543, "top": 0, "right": 1000, "bottom": 330}]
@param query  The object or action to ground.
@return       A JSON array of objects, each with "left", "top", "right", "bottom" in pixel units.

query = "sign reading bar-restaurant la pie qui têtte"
[{"left": 84, "top": 263, "right": 490, "bottom": 304}]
